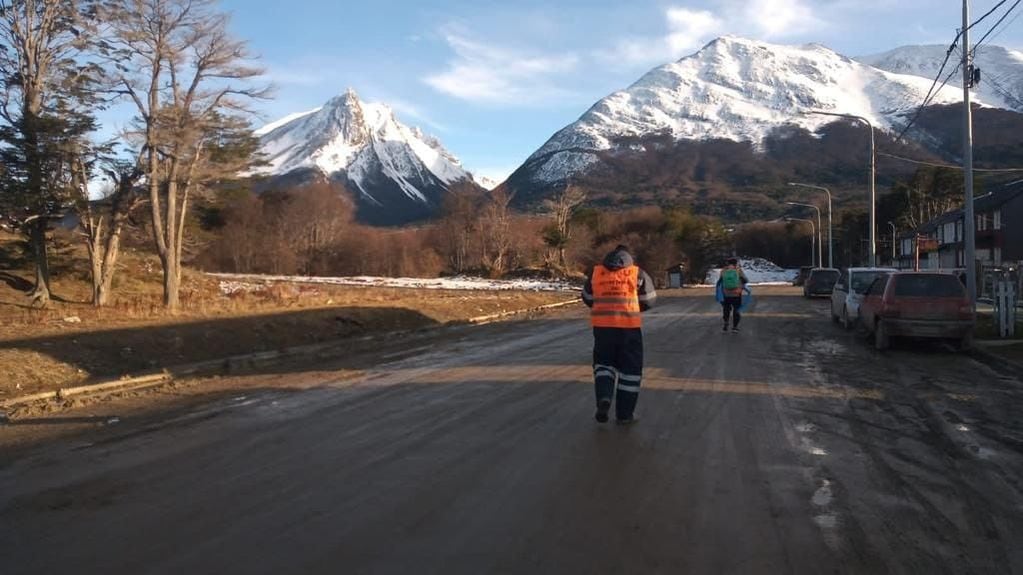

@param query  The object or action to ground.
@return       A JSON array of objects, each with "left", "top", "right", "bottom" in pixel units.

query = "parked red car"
[{"left": 859, "top": 272, "right": 975, "bottom": 351}]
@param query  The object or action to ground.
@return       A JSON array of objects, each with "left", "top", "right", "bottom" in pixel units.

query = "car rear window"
[
  {"left": 893, "top": 275, "right": 966, "bottom": 297},
  {"left": 810, "top": 270, "right": 839, "bottom": 282},
  {"left": 851, "top": 272, "right": 890, "bottom": 293}
]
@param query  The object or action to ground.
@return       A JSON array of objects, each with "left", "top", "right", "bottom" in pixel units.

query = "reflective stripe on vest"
[{"left": 590, "top": 265, "right": 641, "bottom": 329}]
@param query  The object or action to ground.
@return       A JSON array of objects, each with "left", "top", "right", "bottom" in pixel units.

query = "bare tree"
[
  {"left": 104, "top": 0, "right": 268, "bottom": 310},
  {"left": 73, "top": 155, "right": 146, "bottom": 306},
  {"left": 542, "top": 184, "right": 587, "bottom": 271},
  {"left": 437, "top": 183, "right": 482, "bottom": 274},
  {"left": 0, "top": 0, "right": 101, "bottom": 307},
  {"left": 280, "top": 182, "right": 352, "bottom": 275},
  {"left": 479, "top": 188, "right": 514, "bottom": 276}
]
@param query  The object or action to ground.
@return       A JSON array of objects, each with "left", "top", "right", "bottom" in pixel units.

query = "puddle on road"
[
  {"left": 814, "top": 513, "right": 839, "bottom": 530},
  {"left": 812, "top": 479, "right": 833, "bottom": 506},
  {"left": 810, "top": 477, "right": 842, "bottom": 550},
  {"left": 805, "top": 339, "right": 849, "bottom": 356},
  {"left": 795, "top": 422, "right": 816, "bottom": 433},
  {"left": 800, "top": 435, "right": 828, "bottom": 457}
]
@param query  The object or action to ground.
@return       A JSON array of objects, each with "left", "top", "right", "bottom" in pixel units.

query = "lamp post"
[
  {"left": 787, "top": 217, "right": 816, "bottom": 267},
  {"left": 787, "top": 202, "right": 823, "bottom": 268},
  {"left": 887, "top": 221, "right": 897, "bottom": 267},
  {"left": 788, "top": 183, "right": 832, "bottom": 268},
  {"left": 804, "top": 111, "right": 876, "bottom": 267}
]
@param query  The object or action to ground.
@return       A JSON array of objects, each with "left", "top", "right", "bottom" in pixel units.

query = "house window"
[
  {"left": 995, "top": 247, "right": 1002, "bottom": 264},
  {"left": 956, "top": 220, "right": 963, "bottom": 240},
  {"left": 943, "top": 222, "right": 956, "bottom": 244},
  {"left": 994, "top": 210, "right": 1002, "bottom": 230},
  {"left": 978, "top": 214, "right": 987, "bottom": 231}
]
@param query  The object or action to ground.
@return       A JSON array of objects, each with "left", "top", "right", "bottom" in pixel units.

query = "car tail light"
[{"left": 958, "top": 301, "right": 974, "bottom": 319}]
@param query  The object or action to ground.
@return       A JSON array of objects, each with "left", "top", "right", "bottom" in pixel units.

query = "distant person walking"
[
  {"left": 717, "top": 257, "right": 748, "bottom": 333},
  {"left": 582, "top": 245, "right": 656, "bottom": 424}
]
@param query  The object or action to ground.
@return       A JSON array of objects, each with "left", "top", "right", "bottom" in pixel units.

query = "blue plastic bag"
[{"left": 716, "top": 284, "right": 754, "bottom": 311}]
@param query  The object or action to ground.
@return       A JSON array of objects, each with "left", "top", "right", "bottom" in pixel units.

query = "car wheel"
[
  {"left": 841, "top": 307, "right": 852, "bottom": 330},
  {"left": 958, "top": 332, "right": 974, "bottom": 352},
  {"left": 874, "top": 320, "right": 890, "bottom": 351},
  {"left": 831, "top": 307, "right": 840, "bottom": 323}
]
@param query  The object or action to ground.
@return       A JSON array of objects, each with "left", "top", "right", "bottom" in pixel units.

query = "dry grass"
[{"left": 0, "top": 232, "right": 574, "bottom": 400}]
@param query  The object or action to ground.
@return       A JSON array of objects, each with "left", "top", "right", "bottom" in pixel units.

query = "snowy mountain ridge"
[
  {"left": 859, "top": 44, "right": 1023, "bottom": 113},
  {"left": 253, "top": 89, "right": 477, "bottom": 224},
  {"left": 514, "top": 36, "right": 1009, "bottom": 187}
]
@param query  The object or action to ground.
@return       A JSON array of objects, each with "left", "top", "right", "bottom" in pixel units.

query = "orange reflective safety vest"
[{"left": 590, "top": 265, "right": 642, "bottom": 329}]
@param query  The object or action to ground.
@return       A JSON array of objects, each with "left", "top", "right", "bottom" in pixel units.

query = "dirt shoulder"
[{"left": 0, "top": 277, "right": 574, "bottom": 401}]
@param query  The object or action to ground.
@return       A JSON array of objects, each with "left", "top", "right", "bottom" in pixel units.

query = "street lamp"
[
  {"left": 887, "top": 221, "right": 897, "bottom": 267},
  {"left": 788, "top": 183, "right": 832, "bottom": 268},
  {"left": 786, "top": 217, "right": 816, "bottom": 267},
  {"left": 787, "top": 201, "right": 823, "bottom": 268},
  {"left": 803, "top": 110, "right": 877, "bottom": 267}
]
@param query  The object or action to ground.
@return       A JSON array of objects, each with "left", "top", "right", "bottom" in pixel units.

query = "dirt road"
[{"left": 2, "top": 289, "right": 1021, "bottom": 574}]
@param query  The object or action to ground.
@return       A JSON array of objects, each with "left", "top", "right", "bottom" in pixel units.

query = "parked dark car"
[
  {"left": 803, "top": 268, "right": 840, "bottom": 298},
  {"left": 859, "top": 272, "right": 975, "bottom": 350},
  {"left": 793, "top": 266, "right": 814, "bottom": 287}
]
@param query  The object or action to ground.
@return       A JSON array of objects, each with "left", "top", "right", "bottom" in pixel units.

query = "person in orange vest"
[
  {"left": 582, "top": 245, "right": 657, "bottom": 424},
  {"left": 717, "top": 257, "right": 749, "bottom": 333}
]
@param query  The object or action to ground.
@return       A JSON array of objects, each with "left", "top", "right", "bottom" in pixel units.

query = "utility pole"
[{"left": 962, "top": 0, "right": 978, "bottom": 307}]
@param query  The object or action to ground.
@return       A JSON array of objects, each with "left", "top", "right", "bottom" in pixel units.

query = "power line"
[
  {"left": 893, "top": 0, "right": 1014, "bottom": 143},
  {"left": 878, "top": 151, "right": 1023, "bottom": 172},
  {"left": 986, "top": 75, "right": 1023, "bottom": 109},
  {"left": 895, "top": 61, "right": 962, "bottom": 141},
  {"left": 965, "top": 0, "right": 1012, "bottom": 35},
  {"left": 981, "top": 5, "right": 1023, "bottom": 45},
  {"left": 974, "top": 0, "right": 1022, "bottom": 52}
]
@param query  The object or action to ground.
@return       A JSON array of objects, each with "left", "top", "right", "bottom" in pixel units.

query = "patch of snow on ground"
[
  {"left": 212, "top": 273, "right": 578, "bottom": 294},
  {"left": 704, "top": 257, "right": 799, "bottom": 286}
]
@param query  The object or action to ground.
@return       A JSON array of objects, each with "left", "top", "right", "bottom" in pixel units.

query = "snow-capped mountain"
[
  {"left": 473, "top": 175, "right": 501, "bottom": 190},
  {"left": 859, "top": 44, "right": 1023, "bottom": 113},
  {"left": 509, "top": 36, "right": 985, "bottom": 189},
  {"left": 254, "top": 89, "right": 476, "bottom": 225}
]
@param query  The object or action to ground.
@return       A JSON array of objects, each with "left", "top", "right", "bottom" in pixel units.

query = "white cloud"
[
  {"left": 424, "top": 31, "right": 580, "bottom": 106},
  {"left": 597, "top": 1, "right": 827, "bottom": 68},
  {"left": 665, "top": 8, "right": 725, "bottom": 52},
  {"left": 738, "top": 0, "right": 822, "bottom": 38},
  {"left": 597, "top": 8, "right": 723, "bottom": 67}
]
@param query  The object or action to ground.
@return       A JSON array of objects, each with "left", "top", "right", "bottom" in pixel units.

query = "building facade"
[{"left": 897, "top": 185, "right": 1023, "bottom": 270}]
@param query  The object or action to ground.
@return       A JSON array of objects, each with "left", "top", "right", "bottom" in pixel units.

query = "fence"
[
  {"left": 980, "top": 263, "right": 1021, "bottom": 307},
  {"left": 994, "top": 278, "right": 1018, "bottom": 338}
]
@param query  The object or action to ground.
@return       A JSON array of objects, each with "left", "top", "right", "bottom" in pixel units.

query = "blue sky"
[{"left": 209, "top": 0, "right": 1020, "bottom": 182}]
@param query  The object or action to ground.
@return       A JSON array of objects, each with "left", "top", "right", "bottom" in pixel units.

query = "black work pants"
[
  {"left": 592, "top": 327, "right": 643, "bottom": 419},
  {"left": 722, "top": 296, "right": 742, "bottom": 327}
]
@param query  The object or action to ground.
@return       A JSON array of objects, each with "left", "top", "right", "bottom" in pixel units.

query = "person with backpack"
[
  {"left": 717, "top": 258, "right": 748, "bottom": 333},
  {"left": 581, "top": 245, "right": 657, "bottom": 425}
]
